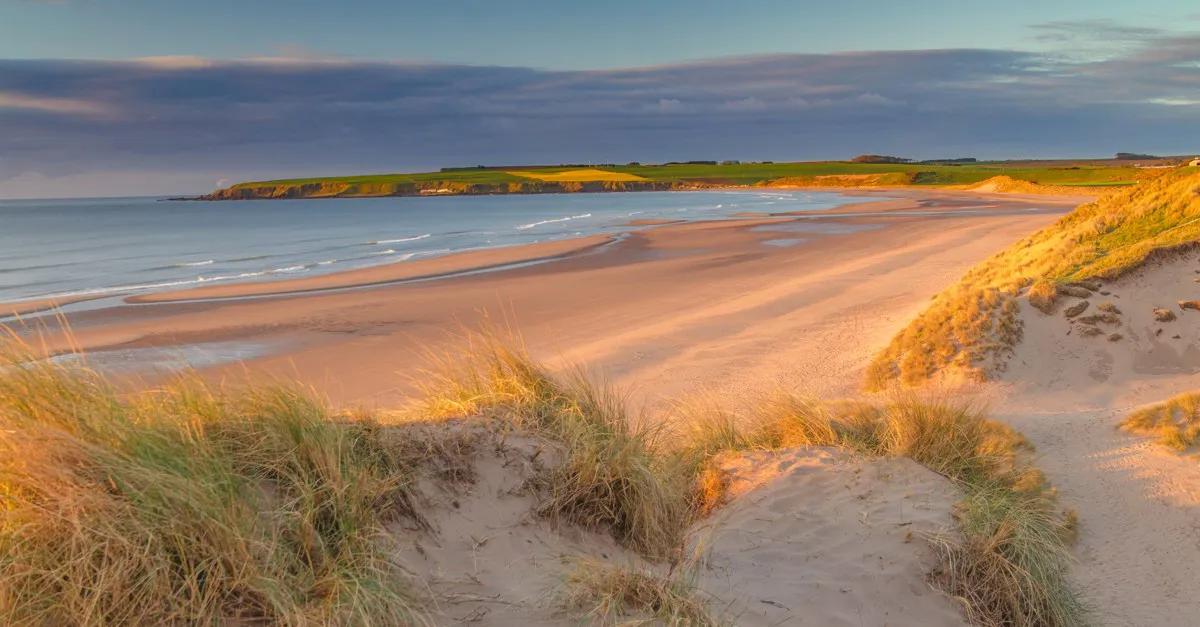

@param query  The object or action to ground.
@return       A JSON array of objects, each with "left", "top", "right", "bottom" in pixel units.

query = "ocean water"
[{"left": 0, "top": 190, "right": 869, "bottom": 306}]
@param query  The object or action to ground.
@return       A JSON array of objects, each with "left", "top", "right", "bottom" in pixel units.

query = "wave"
[
  {"left": 174, "top": 259, "right": 215, "bottom": 267},
  {"left": 269, "top": 265, "right": 306, "bottom": 274},
  {"left": 197, "top": 271, "right": 267, "bottom": 283},
  {"left": 516, "top": 213, "right": 592, "bottom": 230},
  {"left": 369, "top": 233, "right": 431, "bottom": 245},
  {"left": 25, "top": 263, "right": 310, "bottom": 302}
]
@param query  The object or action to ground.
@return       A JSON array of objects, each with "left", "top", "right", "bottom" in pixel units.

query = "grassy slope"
[
  {"left": 869, "top": 167, "right": 1200, "bottom": 387},
  {"left": 228, "top": 160, "right": 1147, "bottom": 190}
]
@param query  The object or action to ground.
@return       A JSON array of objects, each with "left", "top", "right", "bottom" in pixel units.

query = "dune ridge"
[{"left": 869, "top": 167, "right": 1200, "bottom": 387}]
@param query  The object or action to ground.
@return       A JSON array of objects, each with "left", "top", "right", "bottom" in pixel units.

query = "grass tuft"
[
  {"left": 416, "top": 333, "right": 696, "bottom": 559},
  {"left": 0, "top": 340, "right": 427, "bottom": 626},
  {"left": 561, "top": 558, "right": 721, "bottom": 626},
  {"left": 932, "top": 485, "right": 1084, "bottom": 627},
  {"left": 1121, "top": 392, "right": 1200, "bottom": 451}
]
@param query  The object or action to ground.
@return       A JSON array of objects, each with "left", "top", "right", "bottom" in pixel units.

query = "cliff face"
[{"left": 198, "top": 179, "right": 691, "bottom": 200}]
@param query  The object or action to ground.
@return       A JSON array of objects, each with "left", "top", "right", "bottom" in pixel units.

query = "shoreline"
[
  {"left": 1, "top": 187, "right": 1089, "bottom": 316},
  {"left": 124, "top": 234, "right": 616, "bottom": 304}
]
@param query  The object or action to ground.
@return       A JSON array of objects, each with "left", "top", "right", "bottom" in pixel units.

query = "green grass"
[
  {"left": 226, "top": 160, "right": 1150, "bottom": 192},
  {"left": 233, "top": 169, "right": 525, "bottom": 188},
  {"left": 869, "top": 166, "right": 1200, "bottom": 387}
]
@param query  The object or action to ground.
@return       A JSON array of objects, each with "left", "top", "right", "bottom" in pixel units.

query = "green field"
[{"left": 229, "top": 159, "right": 1152, "bottom": 191}]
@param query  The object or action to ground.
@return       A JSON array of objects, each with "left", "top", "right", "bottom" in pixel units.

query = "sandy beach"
[
  {"left": 11, "top": 190, "right": 1072, "bottom": 408},
  {"left": 17, "top": 186, "right": 1200, "bottom": 623}
]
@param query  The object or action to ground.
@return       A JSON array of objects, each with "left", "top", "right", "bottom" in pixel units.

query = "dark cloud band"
[{"left": 0, "top": 33, "right": 1197, "bottom": 196}]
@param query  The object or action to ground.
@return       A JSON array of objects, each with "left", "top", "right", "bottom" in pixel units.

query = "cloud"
[
  {"left": 132, "top": 56, "right": 216, "bottom": 70},
  {"left": 0, "top": 91, "right": 110, "bottom": 116},
  {"left": 1, "top": 26, "right": 1198, "bottom": 197}
]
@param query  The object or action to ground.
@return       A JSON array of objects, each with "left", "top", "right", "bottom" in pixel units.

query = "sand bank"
[{"left": 2, "top": 295, "right": 103, "bottom": 318}]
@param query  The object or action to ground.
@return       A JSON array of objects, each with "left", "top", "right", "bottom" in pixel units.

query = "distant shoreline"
[
  {"left": 184, "top": 180, "right": 1125, "bottom": 202},
  {"left": 188, "top": 159, "right": 1151, "bottom": 201}
]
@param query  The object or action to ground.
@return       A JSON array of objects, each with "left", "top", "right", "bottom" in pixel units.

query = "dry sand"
[
  {"left": 693, "top": 448, "right": 964, "bottom": 626},
  {"left": 989, "top": 250, "right": 1200, "bottom": 626},
  {"left": 396, "top": 426, "right": 965, "bottom": 626}
]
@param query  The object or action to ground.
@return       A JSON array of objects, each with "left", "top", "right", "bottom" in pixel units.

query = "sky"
[{"left": 1, "top": 0, "right": 1198, "bottom": 198}]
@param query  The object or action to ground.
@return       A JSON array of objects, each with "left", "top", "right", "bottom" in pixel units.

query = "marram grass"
[
  {"left": 1121, "top": 391, "right": 1200, "bottom": 451},
  {"left": 415, "top": 333, "right": 696, "bottom": 560},
  {"left": 0, "top": 340, "right": 428, "bottom": 626},
  {"left": 561, "top": 557, "right": 722, "bottom": 626},
  {"left": 1, "top": 331, "right": 1088, "bottom": 626}
]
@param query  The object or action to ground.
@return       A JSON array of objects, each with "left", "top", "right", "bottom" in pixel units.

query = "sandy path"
[
  {"left": 995, "top": 402, "right": 1200, "bottom": 626},
  {"left": 993, "top": 253, "right": 1200, "bottom": 625}
]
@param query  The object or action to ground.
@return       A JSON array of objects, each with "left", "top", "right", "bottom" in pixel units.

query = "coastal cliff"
[{"left": 198, "top": 179, "right": 690, "bottom": 200}]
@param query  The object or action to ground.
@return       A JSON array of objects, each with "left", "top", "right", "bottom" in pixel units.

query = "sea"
[{"left": 0, "top": 190, "right": 871, "bottom": 307}]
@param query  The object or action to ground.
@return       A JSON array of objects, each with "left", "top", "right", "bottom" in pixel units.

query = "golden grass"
[
  {"left": 561, "top": 558, "right": 721, "bottom": 626},
  {"left": 0, "top": 341, "right": 429, "bottom": 626},
  {"left": 506, "top": 168, "right": 649, "bottom": 182},
  {"left": 678, "top": 394, "right": 1086, "bottom": 627},
  {"left": 870, "top": 167, "right": 1200, "bottom": 387},
  {"left": 1121, "top": 392, "right": 1200, "bottom": 451},
  {"left": 415, "top": 333, "right": 695, "bottom": 560}
]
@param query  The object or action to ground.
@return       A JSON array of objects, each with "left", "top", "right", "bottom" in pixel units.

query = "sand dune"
[
  {"left": 693, "top": 448, "right": 964, "bottom": 626},
  {"left": 394, "top": 430, "right": 965, "bottom": 625},
  {"left": 990, "top": 250, "right": 1200, "bottom": 625}
]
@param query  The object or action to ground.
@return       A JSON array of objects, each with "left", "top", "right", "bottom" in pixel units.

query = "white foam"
[
  {"left": 370, "top": 233, "right": 431, "bottom": 245},
  {"left": 270, "top": 265, "right": 306, "bottom": 274},
  {"left": 175, "top": 259, "right": 215, "bottom": 267},
  {"left": 516, "top": 213, "right": 592, "bottom": 230}
]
